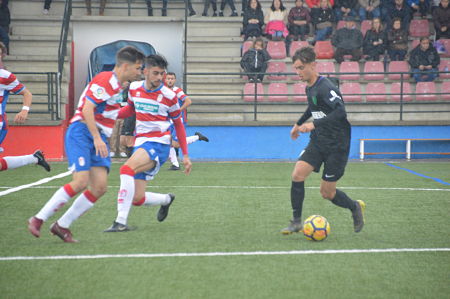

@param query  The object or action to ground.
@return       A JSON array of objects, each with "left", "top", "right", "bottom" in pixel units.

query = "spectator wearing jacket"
[
  {"left": 407, "top": 0, "right": 429, "bottom": 17},
  {"left": 240, "top": 38, "right": 272, "bottom": 82},
  {"left": 334, "top": 0, "right": 359, "bottom": 21},
  {"left": 311, "top": 0, "right": 334, "bottom": 42},
  {"left": 432, "top": 0, "right": 450, "bottom": 39},
  {"left": 332, "top": 16, "right": 363, "bottom": 63},
  {"left": 386, "top": 0, "right": 411, "bottom": 30},
  {"left": 242, "top": 0, "right": 265, "bottom": 40},
  {"left": 386, "top": 18, "right": 408, "bottom": 61},
  {"left": 358, "top": 0, "right": 381, "bottom": 20},
  {"left": 288, "top": 0, "right": 311, "bottom": 41},
  {"left": 409, "top": 37, "right": 440, "bottom": 82},
  {"left": 363, "top": 17, "right": 385, "bottom": 60},
  {"left": 0, "top": 0, "right": 9, "bottom": 55},
  {"left": 264, "top": 0, "right": 289, "bottom": 40}
]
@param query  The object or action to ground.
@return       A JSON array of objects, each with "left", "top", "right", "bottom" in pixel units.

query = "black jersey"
[{"left": 296, "top": 76, "right": 351, "bottom": 152}]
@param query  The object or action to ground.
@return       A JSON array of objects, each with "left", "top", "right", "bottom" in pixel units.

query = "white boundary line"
[
  {"left": 1, "top": 248, "right": 449, "bottom": 261},
  {"left": 0, "top": 171, "right": 72, "bottom": 197}
]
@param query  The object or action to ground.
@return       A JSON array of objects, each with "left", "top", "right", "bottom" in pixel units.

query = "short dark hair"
[
  {"left": 271, "top": 0, "right": 286, "bottom": 11},
  {"left": 166, "top": 71, "right": 176, "bottom": 77},
  {"left": 145, "top": 54, "right": 168, "bottom": 69},
  {"left": 292, "top": 46, "right": 316, "bottom": 64},
  {"left": 253, "top": 37, "right": 265, "bottom": 48},
  {"left": 116, "top": 46, "right": 145, "bottom": 66}
]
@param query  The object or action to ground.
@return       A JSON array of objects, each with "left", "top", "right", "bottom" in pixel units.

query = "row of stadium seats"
[
  {"left": 242, "top": 39, "right": 450, "bottom": 60},
  {"left": 244, "top": 60, "right": 450, "bottom": 81},
  {"left": 243, "top": 81, "right": 450, "bottom": 102}
]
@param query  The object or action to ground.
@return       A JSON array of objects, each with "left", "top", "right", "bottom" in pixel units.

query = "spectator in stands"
[
  {"left": 264, "top": 0, "right": 289, "bottom": 40},
  {"left": 85, "top": 0, "right": 107, "bottom": 16},
  {"left": 386, "top": 0, "right": 411, "bottom": 30},
  {"left": 311, "top": 0, "right": 334, "bottom": 42},
  {"left": 219, "top": 0, "right": 239, "bottom": 16},
  {"left": 407, "top": 0, "right": 430, "bottom": 17},
  {"left": 379, "top": 0, "right": 393, "bottom": 22},
  {"left": 332, "top": 16, "right": 363, "bottom": 63},
  {"left": 409, "top": 37, "right": 440, "bottom": 82},
  {"left": 386, "top": 18, "right": 408, "bottom": 61},
  {"left": 241, "top": 0, "right": 248, "bottom": 15},
  {"left": 0, "top": 0, "right": 9, "bottom": 55},
  {"left": 334, "top": 0, "right": 359, "bottom": 21},
  {"left": 240, "top": 37, "right": 272, "bottom": 82},
  {"left": 43, "top": 0, "right": 51, "bottom": 14},
  {"left": 146, "top": 0, "right": 169, "bottom": 16},
  {"left": 363, "top": 17, "right": 386, "bottom": 60},
  {"left": 202, "top": 0, "right": 218, "bottom": 16},
  {"left": 306, "top": 0, "right": 334, "bottom": 8},
  {"left": 358, "top": 0, "right": 381, "bottom": 20},
  {"left": 288, "top": 0, "right": 311, "bottom": 41},
  {"left": 242, "top": 0, "right": 265, "bottom": 40},
  {"left": 432, "top": 0, "right": 450, "bottom": 40},
  {"left": 0, "top": 41, "right": 6, "bottom": 69}
]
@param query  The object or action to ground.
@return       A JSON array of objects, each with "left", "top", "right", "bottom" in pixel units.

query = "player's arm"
[
  {"left": 179, "top": 96, "right": 192, "bottom": 111},
  {"left": 14, "top": 88, "right": 32, "bottom": 124},
  {"left": 172, "top": 116, "right": 192, "bottom": 174},
  {"left": 82, "top": 100, "right": 109, "bottom": 158},
  {"left": 313, "top": 87, "right": 346, "bottom": 129},
  {"left": 291, "top": 107, "right": 312, "bottom": 139}
]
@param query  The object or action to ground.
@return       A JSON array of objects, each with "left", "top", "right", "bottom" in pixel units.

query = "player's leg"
[
  {"left": 132, "top": 179, "right": 175, "bottom": 222},
  {"left": 0, "top": 150, "right": 50, "bottom": 172}
]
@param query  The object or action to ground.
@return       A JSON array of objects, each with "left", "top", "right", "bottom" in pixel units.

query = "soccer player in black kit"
[{"left": 281, "top": 46, "right": 365, "bottom": 235}]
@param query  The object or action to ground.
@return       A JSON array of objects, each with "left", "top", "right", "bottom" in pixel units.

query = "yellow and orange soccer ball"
[{"left": 303, "top": 215, "right": 331, "bottom": 241}]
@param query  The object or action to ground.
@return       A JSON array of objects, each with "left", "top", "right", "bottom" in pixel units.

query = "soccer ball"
[{"left": 303, "top": 215, "right": 330, "bottom": 241}]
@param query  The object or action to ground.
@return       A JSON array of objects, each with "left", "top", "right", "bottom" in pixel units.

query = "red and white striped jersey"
[
  {"left": 172, "top": 86, "right": 188, "bottom": 122},
  {"left": 70, "top": 71, "right": 124, "bottom": 137},
  {"left": 128, "top": 81, "right": 181, "bottom": 147},
  {"left": 0, "top": 69, "right": 25, "bottom": 127}
]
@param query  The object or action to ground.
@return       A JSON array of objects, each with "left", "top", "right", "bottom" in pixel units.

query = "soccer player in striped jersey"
[
  {"left": 28, "top": 46, "right": 144, "bottom": 242},
  {"left": 281, "top": 46, "right": 365, "bottom": 235},
  {"left": 0, "top": 64, "right": 50, "bottom": 172},
  {"left": 164, "top": 72, "right": 209, "bottom": 171},
  {"left": 104, "top": 55, "right": 192, "bottom": 232}
]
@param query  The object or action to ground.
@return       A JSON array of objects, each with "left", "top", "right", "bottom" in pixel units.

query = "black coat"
[
  {"left": 363, "top": 29, "right": 385, "bottom": 55},
  {"left": 409, "top": 45, "right": 440, "bottom": 69},
  {"left": 240, "top": 48, "right": 271, "bottom": 71},
  {"left": 0, "top": 0, "right": 10, "bottom": 28}
]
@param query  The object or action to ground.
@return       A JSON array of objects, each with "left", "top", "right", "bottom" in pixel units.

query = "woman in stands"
[
  {"left": 311, "top": 0, "right": 334, "bottom": 43},
  {"left": 242, "top": 0, "right": 265, "bottom": 40},
  {"left": 386, "top": 17, "right": 408, "bottom": 61},
  {"left": 264, "top": 0, "right": 289, "bottom": 40},
  {"left": 240, "top": 37, "right": 272, "bottom": 82},
  {"left": 363, "top": 17, "right": 386, "bottom": 61},
  {"left": 288, "top": 0, "right": 311, "bottom": 41}
]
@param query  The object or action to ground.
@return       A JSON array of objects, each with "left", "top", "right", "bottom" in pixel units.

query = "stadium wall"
[{"left": 185, "top": 125, "right": 450, "bottom": 161}]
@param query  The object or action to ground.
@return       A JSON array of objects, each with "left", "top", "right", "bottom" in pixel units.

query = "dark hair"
[
  {"left": 392, "top": 17, "right": 402, "bottom": 26},
  {"left": 292, "top": 46, "right": 316, "bottom": 64},
  {"left": 247, "top": 0, "right": 262, "bottom": 10},
  {"left": 271, "top": 0, "right": 286, "bottom": 11},
  {"left": 145, "top": 54, "right": 168, "bottom": 69},
  {"left": 419, "top": 36, "right": 430, "bottom": 42},
  {"left": 252, "top": 37, "right": 265, "bottom": 48},
  {"left": 116, "top": 46, "right": 145, "bottom": 67},
  {"left": 166, "top": 71, "right": 176, "bottom": 77}
]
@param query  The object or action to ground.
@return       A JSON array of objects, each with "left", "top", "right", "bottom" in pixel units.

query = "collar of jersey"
[{"left": 142, "top": 82, "right": 163, "bottom": 93}]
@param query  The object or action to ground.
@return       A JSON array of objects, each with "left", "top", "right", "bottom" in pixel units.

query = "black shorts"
[
  {"left": 298, "top": 141, "right": 349, "bottom": 182},
  {"left": 120, "top": 115, "right": 136, "bottom": 136}
]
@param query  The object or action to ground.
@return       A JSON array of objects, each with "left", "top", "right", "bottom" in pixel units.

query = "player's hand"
[
  {"left": 290, "top": 124, "right": 300, "bottom": 140},
  {"left": 94, "top": 136, "right": 109, "bottom": 158},
  {"left": 14, "top": 110, "right": 28, "bottom": 124},
  {"left": 182, "top": 156, "right": 192, "bottom": 175},
  {"left": 299, "top": 122, "right": 315, "bottom": 133}
]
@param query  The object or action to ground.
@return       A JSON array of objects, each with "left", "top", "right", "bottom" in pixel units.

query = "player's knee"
[
  {"left": 291, "top": 172, "right": 306, "bottom": 182},
  {"left": 71, "top": 179, "right": 89, "bottom": 193},
  {"left": 320, "top": 187, "right": 335, "bottom": 200}
]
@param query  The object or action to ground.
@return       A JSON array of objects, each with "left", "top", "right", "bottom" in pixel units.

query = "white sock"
[
  {"left": 35, "top": 184, "right": 76, "bottom": 221},
  {"left": 143, "top": 192, "right": 171, "bottom": 206},
  {"left": 186, "top": 135, "right": 199, "bottom": 144},
  {"left": 115, "top": 169, "right": 135, "bottom": 225},
  {"left": 169, "top": 147, "right": 179, "bottom": 167},
  {"left": 2, "top": 154, "right": 37, "bottom": 170},
  {"left": 58, "top": 191, "right": 96, "bottom": 228}
]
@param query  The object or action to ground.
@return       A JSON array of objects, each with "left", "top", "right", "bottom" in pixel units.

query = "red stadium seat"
[
  {"left": 316, "top": 61, "right": 336, "bottom": 75},
  {"left": 390, "top": 82, "right": 412, "bottom": 102},
  {"left": 410, "top": 39, "right": 420, "bottom": 50},
  {"left": 289, "top": 41, "right": 309, "bottom": 57},
  {"left": 438, "top": 60, "right": 450, "bottom": 79},
  {"left": 267, "top": 61, "right": 287, "bottom": 81},
  {"left": 363, "top": 61, "right": 384, "bottom": 80},
  {"left": 366, "top": 82, "right": 387, "bottom": 102},
  {"left": 292, "top": 82, "right": 308, "bottom": 102},
  {"left": 242, "top": 40, "right": 253, "bottom": 56},
  {"left": 339, "top": 61, "right": 360, "bottom": 80},
  {"left": 340, "top": 82, "right": 362, "bottom": 102},
  {"left": 438, "top": 39, "right": 450, "bottom": 58},
  {"left": 409, "top": 19, "right": 430, "bottom": 38},
  {"left": 441, "top": 81, "right": 450, "bottom": 101},
  {"left": 388, "top": 61, "right": 410, "bottom": 80},
  {"left": 361, "top": 20, "right": 372, "bottom": 37},
  {"left": 415, "top": 82, "right": 437, "bottom": 101},
  {"left": 268, "top": 83, "right": 289, "bottom": 102},
  {"left": 314, "top": 41, "right": 334, "bottom": 59},
  {"left": 267, "top": 41, "right": 287, "bottom": 59},
  {"left": 243, "top": 82, "right": 264, "bottom": 102}
]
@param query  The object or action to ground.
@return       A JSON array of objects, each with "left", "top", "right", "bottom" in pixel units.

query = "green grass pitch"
[{"left": 0, "top": 161, "right": 449, "bottom": 298}]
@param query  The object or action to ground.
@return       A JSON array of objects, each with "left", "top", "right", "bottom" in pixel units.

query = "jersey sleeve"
[{"left": 2, "top": 71, "right": 25, "bottom": 94}]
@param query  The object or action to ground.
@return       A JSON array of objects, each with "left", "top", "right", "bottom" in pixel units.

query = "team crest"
[
  {"left": 78, "top": 156, "right": 85, "bottom": 167},
  {"left": 136, "top": 92, "right": 141, "bottom": 97},
  {"left": 95, "top": 87, "right": 106, "bottom": 97},
  {"left": 157, "top": 94, "right": 163, "bottom": 102}
]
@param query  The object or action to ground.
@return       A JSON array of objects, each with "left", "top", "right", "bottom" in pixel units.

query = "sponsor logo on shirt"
[
  {"left": 135, "top": 102, "right": 159, "bottom": 113},
  {"left": 329, "top": 90, "right": 341, "bottom": 102},
  {"left": 312, "top": 111, "right": 326, "bottom": 119}
]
